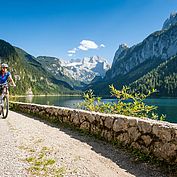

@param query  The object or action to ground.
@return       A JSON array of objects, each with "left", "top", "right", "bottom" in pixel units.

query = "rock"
[
  {"left": 138, "top": 120, "right": 152, "bottom": 133},
  {"left": 62, "top": 116, "right": 70, "bottom": 123},
  {"left": 116, "top": 133, "right": 130, "bottom": 145},
  {"left": 113, "top": 118, "right": 128, "bottom": 132},
  {"left": 112, "top": 44, "right": 129, "bottom": 65},
  {"left": 141, "top": 135, "right": 152, "bottom": 146},
  {"left": 90, "top": 124, "right": 101, "bottom": 135},
  {"left": 100, "top": 116, "right": 105, "bottom": 126},
  {"left": 53, "top": 111, "right": 58, "bottom": 117},
  {"left": 57, "top": 109, "right": 63, "bottom": 116},
  {"left": 128, "top": 118, "right": 138, "bottom": 127},
  {"left": 71, "top": 110, "right": 79, "bottom": 124},
  {"left": 128, "top": 127, "right": 141, "bottom": 141},
  {"left": 162, "top": 12, "right": 177, "bottom": 30},
  {"left": 39, "top": 110, "right": 45, "bottom": 117},
  {"left": 175, "top": 129, "right": 177, "bottom": 142},
  {"left": 87, "top": 113, "right": 95, "bottom": 123},
  {"left": 153, "top": 142, "right": 177, "bottom": 162},
  {"left": 152, "top": 124, "right": 172, "bottom": 142},
  {"left": 131, "top": 142, "right": 141, "bottom": 150},
  {"left": 62, "top": 109, "right": 70, "bottom": 116},
  {"left": 45, "top": 108, "right": 56, "bottom": 116},
  {"left": 72, "top": 115, "right": 80, "bottom": 125},
  {"left": 80, "top": 121, "right": 90, "bottom": 131},
  {"left": 104, "top": 117, "right": 114, "bottom": 129},
  {"left": 103, "top": 130, "right": 113, "bottom": 141},
  {"left": 79, "top": 114, "right": 86, "bottom": 123}
]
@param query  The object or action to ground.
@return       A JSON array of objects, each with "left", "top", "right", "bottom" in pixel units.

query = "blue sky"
[{"left": 0, "top": 0, "right": 177, "bottom": 63}]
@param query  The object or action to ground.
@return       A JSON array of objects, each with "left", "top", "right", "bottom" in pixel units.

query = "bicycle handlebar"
[
  {"left": 0, "top": 83, "right": 15, "bottom": 87},
  {"left": 0, "top": 83, "right": 8, "bottom": 86}
]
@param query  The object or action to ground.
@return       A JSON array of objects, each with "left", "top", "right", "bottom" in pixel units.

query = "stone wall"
[{"left": 10, "top": 102, "right": 177, "bottom": 165}]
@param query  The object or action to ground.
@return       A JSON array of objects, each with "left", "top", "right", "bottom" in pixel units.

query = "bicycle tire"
[{"left": 2, "top": 95, "right": 9, "bottom": 119}]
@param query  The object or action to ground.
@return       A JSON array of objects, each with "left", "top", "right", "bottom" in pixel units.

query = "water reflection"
[
  {"left": 11, "top": 96, "right": 177, "bottom": 123},
  {"left": 26, "top": 95, "right": 33, "bottom": 103},
  {"left": 145, "top": 98, "right": 177, "bottom": 123},
  {"left": 11, "top": 95, "right": 83, "bottom": 108}
]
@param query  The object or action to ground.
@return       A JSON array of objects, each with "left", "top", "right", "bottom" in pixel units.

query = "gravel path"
[{"left": 0, "top": 111, "right": 168, "bottom": 177}]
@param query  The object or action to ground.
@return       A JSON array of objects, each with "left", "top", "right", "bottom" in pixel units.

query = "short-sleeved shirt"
[{"left": 0, "top": 72, "right": 11, "bottom": 84}]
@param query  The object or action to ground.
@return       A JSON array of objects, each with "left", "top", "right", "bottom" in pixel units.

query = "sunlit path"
[{"left": 0, "top": 111, "right": 167, "bottom": 176}]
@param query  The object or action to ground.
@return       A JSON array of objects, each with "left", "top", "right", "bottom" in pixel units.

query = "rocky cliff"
[
  {"left": 162, "top": 12, "right": 177, "bottom": 30},
  {"left": 88, "top": 13, "right": 177, "bottom": 96},
  {"left": 107, "top": 22, "right": 177, "bottom": 80}
]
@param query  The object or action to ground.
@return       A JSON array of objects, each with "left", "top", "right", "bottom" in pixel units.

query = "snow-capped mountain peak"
[
  {"left": 60, "top": 55, "right": 110, "bottom": 83},
  {"left": 37, "top": 55, "right": 110, "bottom": 84}
]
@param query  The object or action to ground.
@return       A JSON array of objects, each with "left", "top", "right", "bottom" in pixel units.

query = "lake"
[{"left": 11, "top": 95, "right": 177, "bottom": 123}]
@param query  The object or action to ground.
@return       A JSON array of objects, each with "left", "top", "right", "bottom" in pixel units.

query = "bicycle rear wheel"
[{"left": 2, "top": 95, "right": 9, "bottom": 119}]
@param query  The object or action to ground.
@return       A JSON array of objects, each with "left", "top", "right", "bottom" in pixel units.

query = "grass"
[{"left": 20, "top": 145, "right": 66, "bottom": 177}]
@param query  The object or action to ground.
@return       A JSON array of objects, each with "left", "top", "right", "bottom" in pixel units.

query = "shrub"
[{"left": 79, "top": 85, "right": 165, "bottom": 120}]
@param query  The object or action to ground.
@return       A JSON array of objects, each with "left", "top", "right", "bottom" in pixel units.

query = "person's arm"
[{"left": 9, "top": 74, "right": 16, "bottom": 87}]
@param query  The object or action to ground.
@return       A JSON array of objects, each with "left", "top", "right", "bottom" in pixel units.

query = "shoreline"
[
  {"left": 10, "top": 94, "right": 82, "bottom": 98},
  {"left": 10, "top": 94, "right": 177, "bottom": 99}
]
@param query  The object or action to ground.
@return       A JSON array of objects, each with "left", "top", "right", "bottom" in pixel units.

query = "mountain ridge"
[
  {"left": 0, "top": 39, "right": 76, "bottom": 95},
  {"left": 36, "top": 55, "right": 110, "bottom": 87},
  {"left": 130, "top": 55, "right": 177, "bottom": 97},
  {"left": 87, "top": 13, "right": 177, "bottom": 96}
]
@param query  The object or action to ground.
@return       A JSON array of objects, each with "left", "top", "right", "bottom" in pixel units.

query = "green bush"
[{"left": 79, "top": 85, "right": 165, "bottom": 120}]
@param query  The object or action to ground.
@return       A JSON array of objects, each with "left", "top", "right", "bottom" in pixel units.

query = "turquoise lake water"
[{"left": 12, "top": 96, "right": 177, "bottom": 123}]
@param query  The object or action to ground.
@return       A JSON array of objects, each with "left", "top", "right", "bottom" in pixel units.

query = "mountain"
[
  {"left": 36, "top": 55, "right": 110, "bottom": 87},
  {"left": 0, "top": 39, "right": 109, "bottom": 95},
  {"left": 35, "top": 56, "right": 83, "bottom": 89},
  {"left": 130, "top": 55, "right": 177, "bottom": 97},
  {"left": 61, "top": 56, "right": 110, "bottom": 82},
  {"left": 88, "top": 13, "right": 177, "bottom": 96},
  {"left": 162, "top": 12, "right": 177, "bottom": 30},
  {"left": 0, "top": 39, "right": 75, "bottom": 95}
]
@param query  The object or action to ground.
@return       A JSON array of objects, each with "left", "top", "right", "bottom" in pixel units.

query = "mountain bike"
[{"left": 0, "top": 83, "right": 9, "bottom": 119}]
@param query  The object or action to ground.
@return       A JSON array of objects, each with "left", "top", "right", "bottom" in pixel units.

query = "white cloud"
[
  {"left": 68, "top": 53, "right": 73, "bottom": 57},
  {"left": 68, "top": 48, "right": 77, "bottom": 54},
  {"left": 78, "top": 45, "right": 88, "bottom": 51},
  {"left": 78, "top": 40, "right": 98, "bottom": 51},
  {"left": 68, "top": 50, "right": 76, "bottom": 54},
  {"left": 100, "top": 44, "right": 105, "bottom": 48},
  {"left": 67, "top": 40, "right": 105, "bottom": 56}
]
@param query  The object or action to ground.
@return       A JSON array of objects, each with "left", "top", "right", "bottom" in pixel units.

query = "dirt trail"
[{"left": 0, "top": 111, "right": 167, "bottom": 177}]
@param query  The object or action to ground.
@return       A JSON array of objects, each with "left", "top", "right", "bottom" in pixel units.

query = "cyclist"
[
  {"left": 0, "top": 63, "right": 16, "bottom": 87},
  {"left": 0, "top": 63, "right": 15, "bottom": 118}
]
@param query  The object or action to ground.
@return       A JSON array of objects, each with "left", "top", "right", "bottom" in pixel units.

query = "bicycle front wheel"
[{"left": 2, "top": 95, "right": 9, "bottom": 119}]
